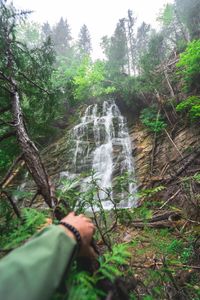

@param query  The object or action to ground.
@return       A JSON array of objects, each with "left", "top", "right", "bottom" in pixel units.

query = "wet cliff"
[
  {"left": 20, "top": 100, "right": 200, "bottom": 216},
  {"left": 130, "top": 121, "right": 200, "bottom": 217}
]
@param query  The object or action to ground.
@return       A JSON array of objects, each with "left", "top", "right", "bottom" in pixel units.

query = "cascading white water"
[{"left": 65, "top": 100, "right": 137, "bottom": 209}]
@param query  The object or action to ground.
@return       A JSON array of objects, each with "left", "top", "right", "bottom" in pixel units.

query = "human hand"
[{"left": 59, "top": 212, "right": 97, "bottom": 258}]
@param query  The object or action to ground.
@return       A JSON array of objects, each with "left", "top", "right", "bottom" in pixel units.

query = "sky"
[{"left": 11, "top": 0, "right": 173, "bottom": 59}]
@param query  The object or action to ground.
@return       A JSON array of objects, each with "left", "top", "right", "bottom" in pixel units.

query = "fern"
[
  {"left": 137, "top": 185, "right": 165, "bottom": 198},
  {"left": 97, "top": 243, "right": 131, "bottom": 282},
  {"left": 66, "top": 269, "right": 102, "bottom": 300},
  {"left": 64, "top": 243, "right": 131, "bottom": 300},
  {"left": 2, "top": 208, "right": 46, "bottom": 249}
]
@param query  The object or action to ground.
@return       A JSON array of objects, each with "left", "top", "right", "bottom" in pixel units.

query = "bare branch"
[
  {"left": 0, "top": 83, "right": 12, "bottom": 94},
  {"left": 29, "top": 192, "right": 40, "bottom": 207},
  {"left": 0, "top": 153, "right": 24, "bottom": 188},
  {"left": 18, "top": 71, "right": 50, "bottom": 95},
  {"left": 0, "top": 70, "right": 11, "bottom": 84},
  {"left": 1, "top": 190, "right": 21, "bottom": 219}
]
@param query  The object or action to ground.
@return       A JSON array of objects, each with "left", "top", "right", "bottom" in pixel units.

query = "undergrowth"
[
  {"left": 0, "top": 207, "right": 47, "bottom": 250},
  {"left": 1, "top": 182, "right": 200, "bottom": 299}
]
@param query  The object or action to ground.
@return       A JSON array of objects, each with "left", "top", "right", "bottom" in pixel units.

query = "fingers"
[{"left": 61, "top": 212, "right": 96, "bottom": 256}]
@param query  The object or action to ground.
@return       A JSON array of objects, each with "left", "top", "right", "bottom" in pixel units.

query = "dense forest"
[{"left": 0, "top": 0, "right": 200, "bottom": 299}]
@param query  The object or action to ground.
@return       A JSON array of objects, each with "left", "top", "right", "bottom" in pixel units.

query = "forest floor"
[{"left": 106, "top": 205, "right": 200, "bottom": 299}]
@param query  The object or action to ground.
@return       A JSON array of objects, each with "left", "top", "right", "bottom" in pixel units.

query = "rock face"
[
  {"left": 131, "top": 123, "right": 200, "bottom": 189},
  {"left": 22, "top": 101, "right": 200, "bottom": 214},
  {"left": 129, "top": 124, "right": 153, "bottom": 188},
  {"left": 130, "top": 121, "right": 200, "bottom": 219},
  {"left": 42, "top": 100, "right": 138, "bottom": 209}
]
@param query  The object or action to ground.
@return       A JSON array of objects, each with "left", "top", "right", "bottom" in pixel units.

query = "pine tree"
[
  {"left": 52, "top": 17, "right": 72, "bottom": 56},
  {"left": 158, "top": 3, "right": 189, "bottom": 52},
  {"left": 136, "top": 22, "right": 152, "bottom": 73},
  {"left": 127, "top": 9, "right": 137, "bottom": 75},
  {"left": 78, "top": 24, "right": 92, "bottom": 57},
  {"left": 175, "top": 0, "right": 200, "bottom": 39},
  {"left": 107, "top": 19, "right": 129, "bottom": 74},
  {"left": 42, "top": 22, "right": 52, "bottom": 39}
]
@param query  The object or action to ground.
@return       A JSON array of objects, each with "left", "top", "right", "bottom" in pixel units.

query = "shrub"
[
  {"left": 177, "top": 40, "right": 200, "bottom": 92},
  {"left": 140, "top": 106, "right": 167, "bottom": 133},
  {"left": 176, "top": 95, "right": 200, "bottom": 120}
]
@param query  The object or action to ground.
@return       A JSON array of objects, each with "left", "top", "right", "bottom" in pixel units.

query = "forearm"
[{"left": 0, "top": 225, "right": 77, "bottom": 300}]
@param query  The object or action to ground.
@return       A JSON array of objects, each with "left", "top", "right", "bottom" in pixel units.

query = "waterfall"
[{"left": 62, "top": 100, "right": 137, "bottom": 209}]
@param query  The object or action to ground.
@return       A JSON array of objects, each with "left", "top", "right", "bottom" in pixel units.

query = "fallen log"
[
  {"left": 131, "top": 211, "right": 182, "bottom": 229},
  {"left": 131, "top": 220, "right": 176, "bottom": 229},
  {"left": 133, "top": 211, "right": 181, "bottom": 224}
]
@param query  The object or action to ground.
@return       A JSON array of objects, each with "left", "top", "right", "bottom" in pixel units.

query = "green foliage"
[
  {"left": 137, "top": 185, "right": 166, "bottom": 198},
  {"left": 73, "top": 58, "right": 115, "bottom": 101},
  {"left": 166, "top": 239, "right": 183, "bottom": 254},
  {"left": 193, "top": 172, "right": 200, "bottom": 183},
  {"left": 67, "top": 270, "right": 100, "bottom": 300},
  {"left": 0, "top": 0, "right": 57, "bottom": 176},
  {"left": 1, "top": 208, "right": 46, "bottom": 249},
  {"left": 65, "top": 243, "right": 131, "bottom": 300},
  {"left": 78, "top": 24, "right": 92, "bottom": 57},
  {"left": 140, "top": 106, "right": 167, "bottom": 133},
  {"left": 177, "top": 40, "right": 200, "bottom": 92},
  {"left": 176, "top": 95, "right": 200, "bottom": 120},
  {"left": 158, "top": 4, "right": 174, "bottom": 27},
  {"left": 17, "top": 21, "right": 43, "bottom": 49},
  {"left": 175, "top": 0, "right": 200, "bottom": 39}
]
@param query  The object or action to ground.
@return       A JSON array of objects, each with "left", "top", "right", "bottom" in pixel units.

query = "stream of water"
[{"left": 62, "top": 100, "right": 137, "bottom": 209}]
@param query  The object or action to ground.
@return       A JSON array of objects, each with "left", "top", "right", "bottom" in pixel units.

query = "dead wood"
[
  {"left": 156, "top": 189, "right": 181, "bottom": 211},
  {"left": 131, "top": 221, "right": 174, "bottom": 228},
  {"left": 11, "top": 84, "right": 55, "bottom": 208},
  {"left": 131, "top": 211, "right": 182, "bottom": 229},
  {"left": 165, "top": 147, "right": 200, "bottom": 184},
  {"left": 0, "top": 153, "right": 24, "bottom": 188},
  {"left": 1, "top": 190, "right": 21, "bottom": 219},
  {"left": 29, "top": 192, "right": 40, "bottom": 207},
  {"left": 134, "top": 211, "right": 181, "bottom": 223},
  {"left": 164, "top": 129, "right": 183, "bottom": 158}
]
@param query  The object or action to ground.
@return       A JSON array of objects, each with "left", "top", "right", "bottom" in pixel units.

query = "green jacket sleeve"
[{"left": 0, "top": 225, "right": 77, "bottom": 300}]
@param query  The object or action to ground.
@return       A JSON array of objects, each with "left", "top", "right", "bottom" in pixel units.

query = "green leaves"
[
  {"left": 65, "top": 243, "right": 131, "bottom": 300},
  {"left": 1, "top": 208, "right": 46, "bottom": 249},
  {"left": 140, "top": 106, "right": 167, "bottom": 133},
  {"left": 177, "top": 40, "right": 200, "bottom": 92},
  {"left": 176, "top": 95, "right": 200, "bottom": 120},
  {"left": 73, "top": 58, "right": 115, "bottom": 101}
]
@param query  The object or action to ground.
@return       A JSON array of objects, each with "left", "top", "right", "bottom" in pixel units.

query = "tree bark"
[{"left": 10, "top": 83, "right": 54, "bottom": 208}]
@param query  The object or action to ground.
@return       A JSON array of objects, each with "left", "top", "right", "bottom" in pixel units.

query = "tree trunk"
[{"left": 11, "top": 83, "right": 54, "bottom": 208}]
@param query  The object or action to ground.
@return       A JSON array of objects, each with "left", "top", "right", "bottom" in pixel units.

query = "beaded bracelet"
[{"left": 59, "top": 222, "right": 82, "bottom": 250}]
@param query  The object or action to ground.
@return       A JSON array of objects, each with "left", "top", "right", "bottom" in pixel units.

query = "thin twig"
[
  {"left": 18, "top": 71, "right": 50, "bottom": 95},
  {"left": 1, "top": 190, "right": 21, "bottom": 219},
  {"left": 156, "top": 189, "right": 181, "bottom": 211},
  {"left": 29, "top": 192, "right": 39, "bottom": 207},
  {"left": 0, "top": 154, "right": 24, "bottom": 188},
  {"left": 164, "top": 128, "right": 183, "bottom": 158}
]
